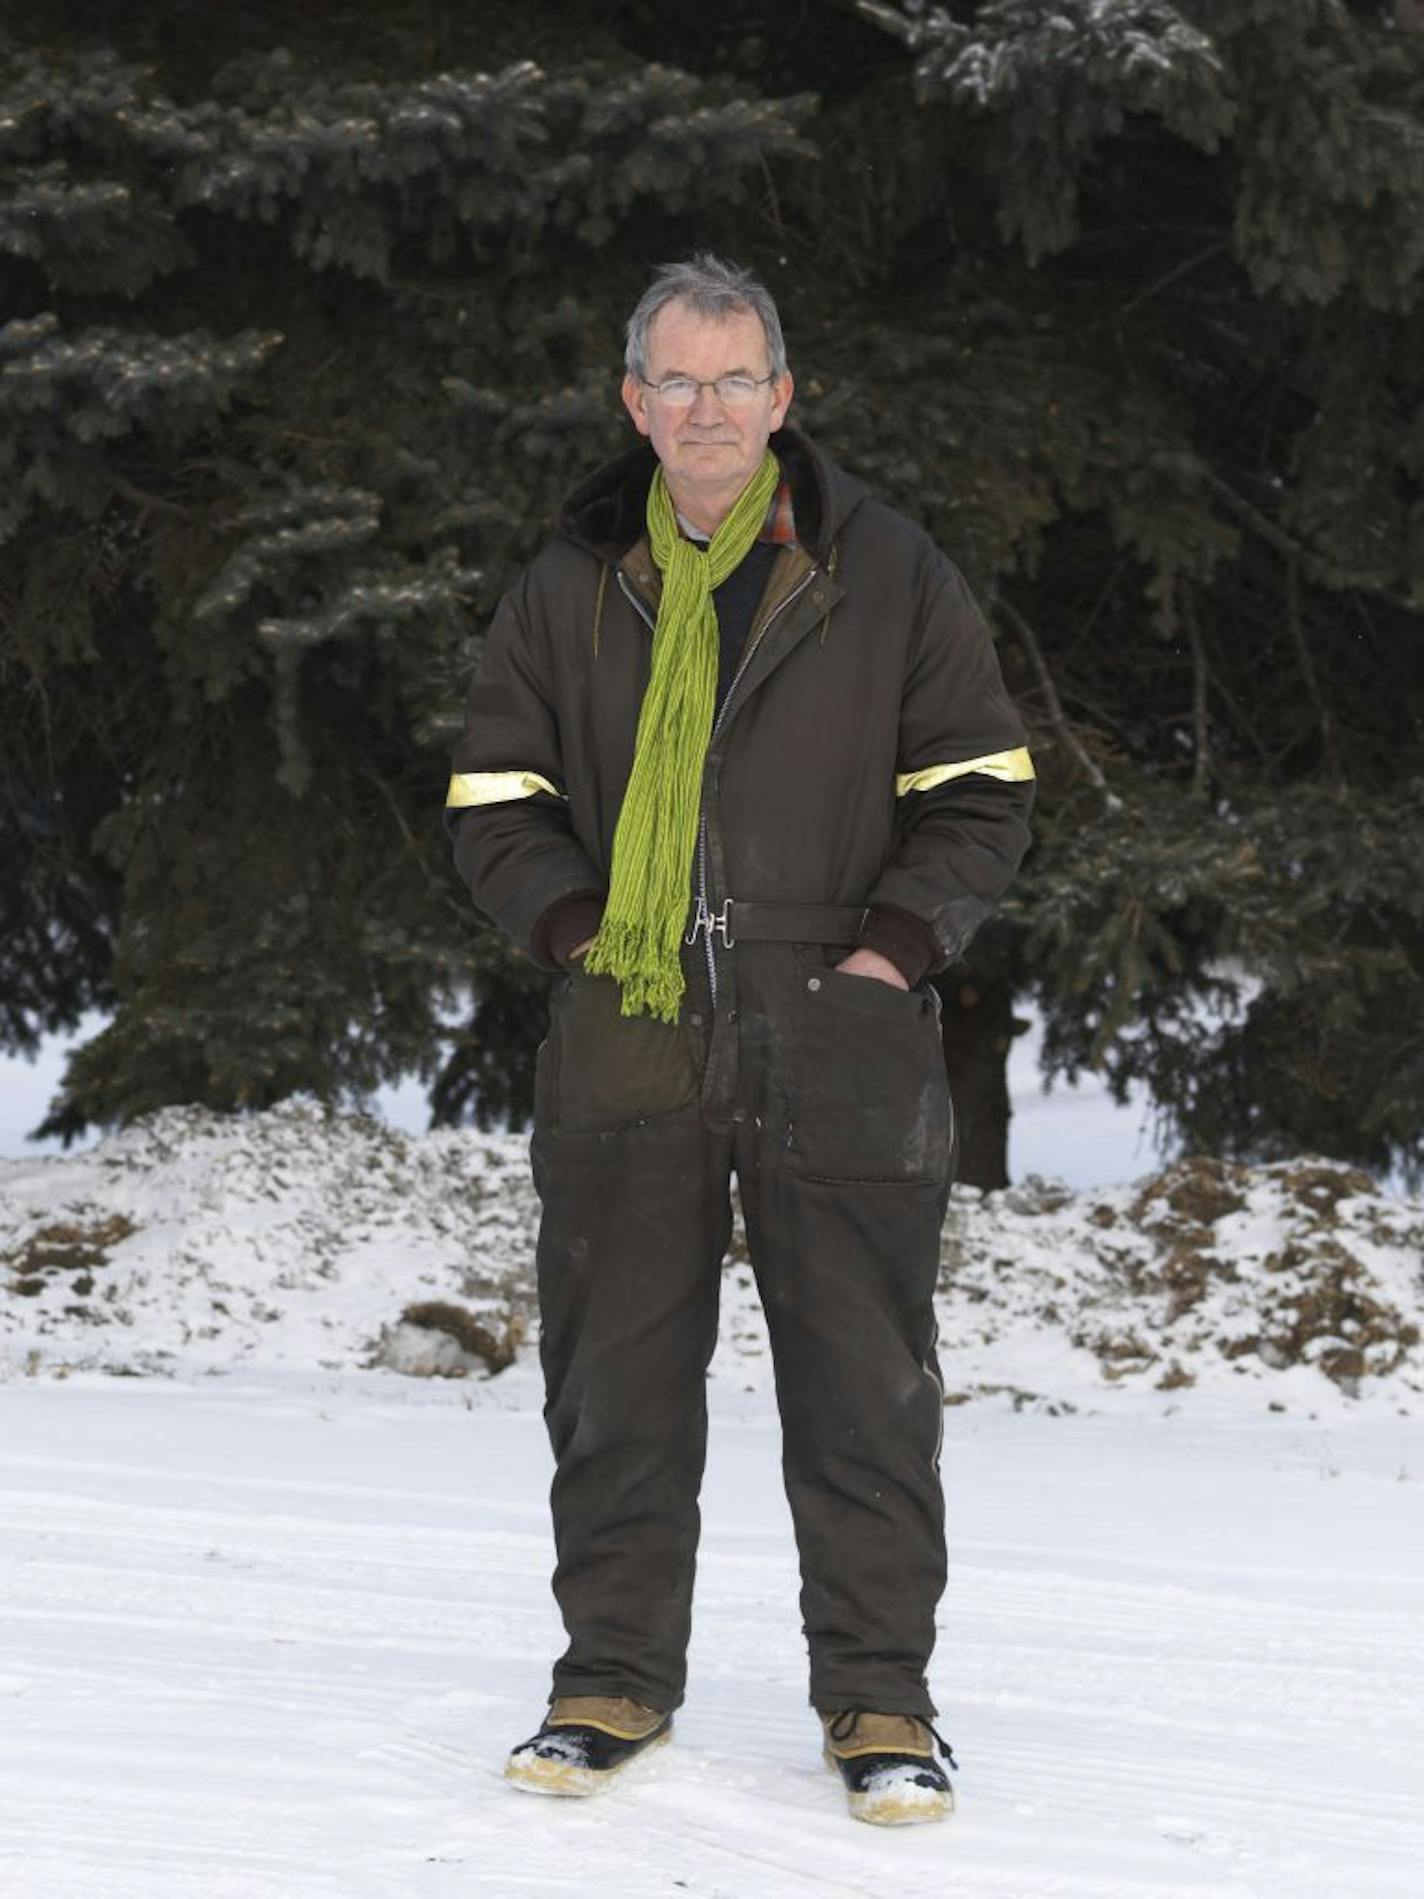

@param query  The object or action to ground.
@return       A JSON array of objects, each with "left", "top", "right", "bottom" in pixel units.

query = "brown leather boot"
[
  {"left": 505, "top": 1695, "right": 672, "bottom": 1797},
  {"left": 820, "top": 1709, "right": 957, "bottom": 1825}
]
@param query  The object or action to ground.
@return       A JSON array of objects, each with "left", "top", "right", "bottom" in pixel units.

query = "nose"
[{"left": 687, "top": 381, "right": 725, "bottom": 424}]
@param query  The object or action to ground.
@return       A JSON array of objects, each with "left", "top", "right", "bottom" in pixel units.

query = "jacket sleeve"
[
  {"left": 859, "top": 563, "right": 1035, "bottom": 977},
  {"left": 443, "top": 572, "right": 604, "bottom": 970}
]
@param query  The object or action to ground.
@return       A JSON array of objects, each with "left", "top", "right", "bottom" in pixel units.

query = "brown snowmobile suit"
[{"left": 444, "top": 425, "right": 1034, "bottom": 1718}]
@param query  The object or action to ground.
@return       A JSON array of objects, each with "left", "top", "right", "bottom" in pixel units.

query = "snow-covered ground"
[{"left": 3, "top": 1102, "right": 1423, "bottom": 1897}]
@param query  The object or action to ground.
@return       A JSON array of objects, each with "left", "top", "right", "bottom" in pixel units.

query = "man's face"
[{"left": 620, "top": 301, "right": 794, "bottom": 514}]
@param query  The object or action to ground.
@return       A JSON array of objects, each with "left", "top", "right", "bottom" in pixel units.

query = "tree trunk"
[{"left": 936, "top": 968, "right": 1029, "bottom": 1190}]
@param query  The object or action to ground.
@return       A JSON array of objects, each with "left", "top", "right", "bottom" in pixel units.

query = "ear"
[
  {"left": 769, "top": 370, "right": 795, "bottom": 433},
  {"left": 621, "top": 373, "right": 651, "bottom": 438}
]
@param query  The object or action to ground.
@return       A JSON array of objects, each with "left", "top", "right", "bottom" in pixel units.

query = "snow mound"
[
  {"left": 2, "top": 1101, "right": 1420, "bottom": 1411},
  {"left": 938, "top": 1154, "right": 1423, "bottom": 1409},
  {"left": 0, "top": 1097, "right": 538, "bottom": 1385}
]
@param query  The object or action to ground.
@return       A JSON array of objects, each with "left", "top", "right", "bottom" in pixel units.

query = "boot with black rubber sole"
[
  {"left": 505, "top": 1695, "right": 673, "bottom": 1797},
  {"left": 820, "top": 1708, "right": 958, "bottom": 1826}
]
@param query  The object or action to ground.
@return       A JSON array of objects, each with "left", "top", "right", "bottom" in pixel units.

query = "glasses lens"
[{"left": 650, "top": 375, "right": 766, "bottom": 406}]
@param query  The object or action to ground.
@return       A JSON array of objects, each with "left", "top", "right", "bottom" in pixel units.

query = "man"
[{"left": 443, "top": 254, "right": 1034, "bottom": 1826}]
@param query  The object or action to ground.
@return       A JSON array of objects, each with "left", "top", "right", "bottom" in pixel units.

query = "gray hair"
[{"left": 624, "top": 253, "right": 788, "bottom": 382}]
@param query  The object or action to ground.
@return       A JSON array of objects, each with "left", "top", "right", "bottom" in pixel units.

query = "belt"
[{"left": 684, "top": 898, "right": 868, "bottom": 949}]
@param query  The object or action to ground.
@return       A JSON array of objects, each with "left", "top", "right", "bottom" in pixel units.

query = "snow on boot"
[
  {"left": 505, "top": 1695, "right": 672, "bottom": 1797},
  {"left": 821, "top": 1709, "right": 958, "bottom": 1826}
]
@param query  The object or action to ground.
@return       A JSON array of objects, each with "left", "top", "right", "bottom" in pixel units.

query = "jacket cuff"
[
  {"left": 534, "top": 891, "right": 605, "bottom": 968},
  {"left": 856, "top": 903, "right": 939, "bottom": 988}
]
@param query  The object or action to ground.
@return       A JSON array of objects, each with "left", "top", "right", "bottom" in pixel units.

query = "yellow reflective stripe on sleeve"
[
  {"left": 445, "top": 769, "right": 565, "bottom": 808},
  {"left": 895, "top": 747, "right": 1035, "bottom": 796}
]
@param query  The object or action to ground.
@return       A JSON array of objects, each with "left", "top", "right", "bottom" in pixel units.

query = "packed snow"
[{"left": 2, "top": 1100, "right": 1422, "bottom": 1896}]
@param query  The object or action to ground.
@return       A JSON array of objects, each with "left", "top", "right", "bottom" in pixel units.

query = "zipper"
[
  {"left": 696, "top": 564, "right": 819, "bottom": 1006},
  {"left": 696, "top": 810, "right": 715, "bottom": 1005},
  {"left": 616, "top": 568, "right": 656, "bottom": 633},
  {"left": 712, "top": 563, "right": 817, "bottom": 748},
  {"left": 618, "top": 560, "right": 820, "bottom": 1009}
]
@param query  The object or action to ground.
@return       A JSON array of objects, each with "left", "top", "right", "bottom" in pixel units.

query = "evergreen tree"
[
  {"left": 843, "top": 0, "right": 1424, "bottom": 1181},
  {"left": 2, "top": 10, "right": 815, "bottom": 1137},
  {"left": 3, "top": 1, "right": 1421, "bottom": 1189}
]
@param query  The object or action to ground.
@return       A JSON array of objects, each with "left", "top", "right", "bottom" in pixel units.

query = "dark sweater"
[{"left": 712, "top": 540, "right": 780, "bottom": 719}]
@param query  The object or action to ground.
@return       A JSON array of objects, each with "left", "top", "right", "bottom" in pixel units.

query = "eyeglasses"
[{"left": 639, "top": 373, "right": 777, "bottom": 408}]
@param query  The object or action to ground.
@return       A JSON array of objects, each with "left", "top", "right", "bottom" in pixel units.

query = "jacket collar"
[{"left": 555, "top": 423, "right": 866, "bottom": 568}]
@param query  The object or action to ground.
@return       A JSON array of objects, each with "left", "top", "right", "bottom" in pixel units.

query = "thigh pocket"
[
  {"left": 548, "top": 968, "right": 703, "bottom": 1136},
  {"left": 788, "top": 966, "right": 952, "bottom": 1184}
]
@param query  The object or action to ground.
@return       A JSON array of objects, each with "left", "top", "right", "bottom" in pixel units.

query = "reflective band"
[
  {"left": 445, "top": 769, "right": 565, "bottom": 808},
  {"left": 895, "top": 747, "right": 1035, "bottom": 796}
]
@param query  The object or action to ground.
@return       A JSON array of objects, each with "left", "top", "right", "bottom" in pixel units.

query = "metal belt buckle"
[
  {"left": 684, "top": 897, "right": 737, "bottom": 948},
  {"left": 709, "top": 899, "right": 736, "bottom": 948}
]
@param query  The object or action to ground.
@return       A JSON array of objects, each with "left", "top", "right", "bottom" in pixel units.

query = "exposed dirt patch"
[
  {"left": 5, "top": 1214, "right": 138, "bottom": 1291},
  {"left": 1247, "top": 1238, "right": 1419, "bottom": 1392},
  {"left": 1160, "top": 1247, "right": 1239, "bottom": 1322},
  {"left": 1155, "top": 1361, "right": 1196, "bottom": 1391},
  {"left": 1130, "top": 1155, "right": 1251, "bottom": 1233},
  {"left": 371, "top": 1300, "right": 527, "bottom": 1376},
  {"left": 1274, "top": 1162, "right": 1377, "bottom": 1217},
  {"left": 1072, "top": 1329, "right": 1160, "bottom": 1381}
]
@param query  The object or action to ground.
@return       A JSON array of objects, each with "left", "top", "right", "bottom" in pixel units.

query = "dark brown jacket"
[{"left": 444, "top": 426, "right": 1034, "bottom": 981}]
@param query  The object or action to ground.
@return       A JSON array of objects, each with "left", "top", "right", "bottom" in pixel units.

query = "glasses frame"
[{"left": 638, "top": 371, "right": 779, "bottom": 407}]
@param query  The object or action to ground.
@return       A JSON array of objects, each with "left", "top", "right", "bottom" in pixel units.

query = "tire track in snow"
[
  {"left": 370, "top": 1728, "right": 1240, "bottom": 1899},
  {"left": 3, "top": 1389, "right": 1421, "bottom": 1898}
]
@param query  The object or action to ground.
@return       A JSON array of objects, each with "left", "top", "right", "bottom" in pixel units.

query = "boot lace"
[{"left": 827, "top": 1707, "right": 960, "bottom": 1772}]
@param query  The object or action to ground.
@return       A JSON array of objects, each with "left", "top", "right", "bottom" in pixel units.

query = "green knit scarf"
[{"left": 583, "top": 449, "right": 780, "bottom": 1022}]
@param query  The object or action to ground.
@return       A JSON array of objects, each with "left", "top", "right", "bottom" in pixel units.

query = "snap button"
[
  {"left": 807, "top": 976, "right": 822, "bottom": 992},
  {"left": 732, "top": 1107, "right": 748, "bottom": 1123},
  {"left": 689, "top": 1011, "right": 703, "bottom": 1027}
]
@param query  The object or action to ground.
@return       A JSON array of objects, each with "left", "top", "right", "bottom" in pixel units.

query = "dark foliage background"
[{"left": 3, "top": 0, "right": 1421, "bottom": 1186}]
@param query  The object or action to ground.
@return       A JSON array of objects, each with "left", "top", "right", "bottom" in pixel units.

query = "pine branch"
[
  {"left": 1121, "top": 239, "right": 1227, "bottom": 316},
  {"left": 102, "top": 470, "right": 196, "bottom": 519},
  {"left": 1186, "top": 590, "right": 1210, "bottom": 802},
  {"left": 1189, "top": 464, "right": 1418, "bottom": 612},
  {"left": 359, "top": 766, "right": 471, "bottom": 927},
  {"left": 1187, "top": 466, "right": 1344, "bottom": 784},
  {"left": 990, "top": 592, "right": 1124, "bottom": 813},
  {"left": 1284, "top": 548, "right": 1342, "bottom": 788}
]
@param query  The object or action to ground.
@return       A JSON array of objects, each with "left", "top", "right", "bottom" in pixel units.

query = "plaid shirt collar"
[
  {"left": 760, "top": 474, "right": 797, "bottom": 547},
  {"left": 674, "top": 470, "right": 797, "bottom": 549}
]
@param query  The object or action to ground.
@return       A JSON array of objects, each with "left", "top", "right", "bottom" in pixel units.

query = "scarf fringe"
[{"left": 583, "top": 918, "right": 686, "bottom": 1025}]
